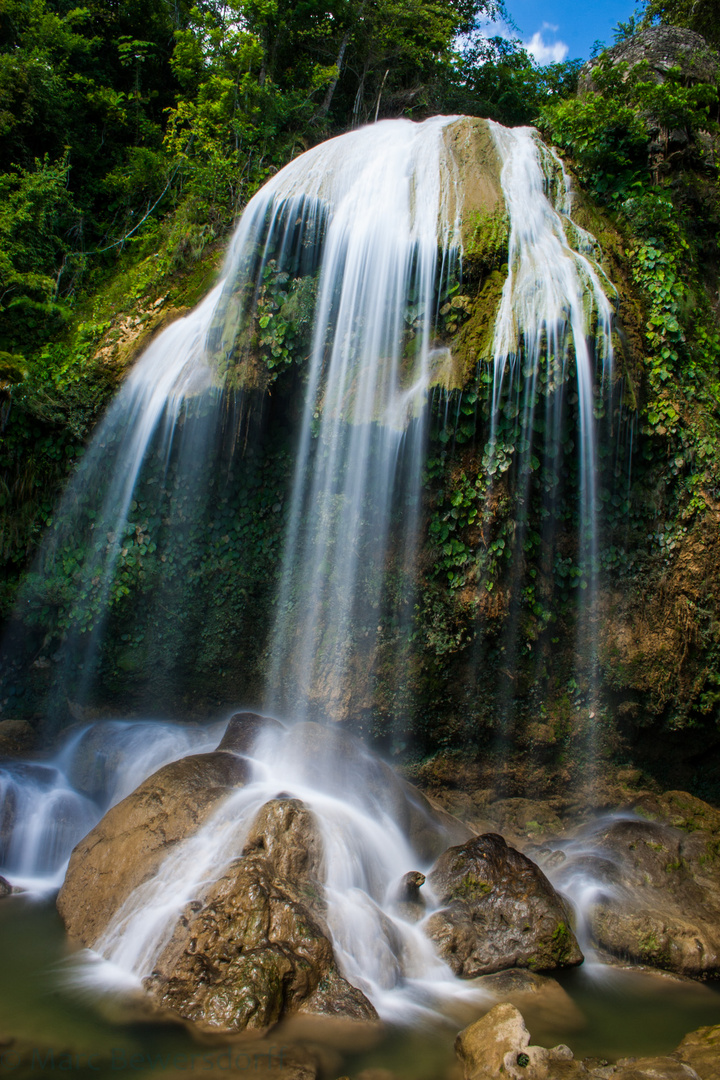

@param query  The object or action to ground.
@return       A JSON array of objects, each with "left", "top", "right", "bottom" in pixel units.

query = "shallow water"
[{"left": 2, "top": 895, "right": 719, "bottom": 1080}]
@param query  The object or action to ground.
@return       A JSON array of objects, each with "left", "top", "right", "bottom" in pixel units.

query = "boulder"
[
  {"left": 144, "top": 797, "right": 377, "bottom": 1033},
  {"left": 582, "top": 817, "right": 720, "bottom": 976},
  {"left": 217, "top": 711, "right": 285, "bottom": 755},
  {"left": 57, "top": 751, "right": 249, "bottom": 946},
  {"left": 425, "top": 833, "right": 583, "bottom": 977},
  {"left": 0, "top": 719, "right": 38, "bottom": 758},
  {"left": 674, "top": 1023, "right": 720, "bottom": 1080},
  {"left": 0, "top": 874, "right": 11, "bottom": 897},
  {"left": 455, "top": 1003, "right": 585, "bottom": 1080}
]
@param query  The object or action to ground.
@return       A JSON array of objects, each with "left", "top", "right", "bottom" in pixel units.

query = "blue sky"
[{"left": 499, "top": 0, "right": 640, "bottom": 62}]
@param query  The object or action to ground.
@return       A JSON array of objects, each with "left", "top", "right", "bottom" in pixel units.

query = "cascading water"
[
  {"left": 80, "top": 721, "right": 488, "bottom": 1024},
  {"left": 0, "top": 719, "right": 221, "bottom": 890},
  {"left": 262, "top": 117, "right": 462, "bottom": 720},
  {"left": 1, "top": 117, "right": 626, "bottom": 1029}
]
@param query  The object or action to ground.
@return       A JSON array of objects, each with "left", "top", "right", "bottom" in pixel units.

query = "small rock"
[{"left": 217, "top": 711, "right": 285, "bottom": 755}]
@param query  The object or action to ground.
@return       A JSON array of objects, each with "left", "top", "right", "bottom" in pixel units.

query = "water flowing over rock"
[
  {"left": 580, "top": 817, "right": 720, "bottom": 976},
  {"left": 144, "top": 797, "right": 378, "bottom": 1032},
  {"left": 57, "top": 718, "right": 486, "bottom": 1027},
  {"left": 425, "top": 833, "right": 583, "bottom": 976},
  {"left": 58, "top": 751, "right": 249, "bottom": 946}
]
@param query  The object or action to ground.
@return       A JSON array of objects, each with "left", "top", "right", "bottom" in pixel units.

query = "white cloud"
[
  {"left": 542, "top": 22, "right": 560, "bottom": 32},
  {"left": 524, "top": 31, "right": 569, "bottom": 64}
]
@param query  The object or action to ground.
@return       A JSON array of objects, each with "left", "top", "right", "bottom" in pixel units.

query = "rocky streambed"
[{"left": 1, "top": 713, "right": 720, "bottom": 1078}]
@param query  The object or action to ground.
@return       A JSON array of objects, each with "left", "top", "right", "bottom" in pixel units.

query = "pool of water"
[{"left": 2, "top": 895, "right": 719, "bottom": 1080}]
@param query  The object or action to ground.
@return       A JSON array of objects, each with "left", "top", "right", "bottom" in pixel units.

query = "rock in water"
[
  {"left": 455, "top": 1003, "right": 584, "bottom": 1080},
  {"left": 217, "top": 711, "right": 285, "bottom": 755},
  {"left": 57, "top": 751, "right": 249, "bottom": 945},
  {"left": 674, "top": 1023, "right": 720, "bottom": 1080},
  {"left": 144, "top": 797, "right": 377, "bottom": 1032},
  {"left": 584, "top": 817, "right": 720, "bottom": 977},
  {"left": 425, "top": 833, "right": 583, "bottom": 976}
]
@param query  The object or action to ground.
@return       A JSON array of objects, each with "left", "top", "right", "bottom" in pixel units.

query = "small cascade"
[
  {"left": 0, "top": 719, "right": 219, "bottom": 890},
  {"left": 84, "top": 722, "right": 486, "bottom": 1025}
]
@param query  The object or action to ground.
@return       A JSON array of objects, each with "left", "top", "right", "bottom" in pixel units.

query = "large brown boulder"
[
  {"left": 674, "top": 1022, "right": 720, "bottom": 1080},
  {"left": 57, "top": 751, "right": 248, "bottom": 946},
  {"left": 144, "top": 796, "right": 377, "bottom": 1033},
  {"left": 581, "top": 817, "right": 720, "bottom": 977},
  {"left": 425, "top": 833, "right": 583, "bottom": 977}
]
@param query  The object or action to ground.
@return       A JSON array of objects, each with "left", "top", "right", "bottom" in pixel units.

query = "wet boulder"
[
  {"left": 57, "top": 751, "right": 249, "bottom": 946},
  {"left": 0, "top": 874, "right": 11, "bottom": 897},
  {"left": 584, "top": 817, "right": 720, "bottom": 977},
  {"left": 217, "top": 711, "right": 285, "bottom": 755},
  {"left": 145, "top": 797, "right": 377, "bottom": 1032},
  {"left": 674, "top": 1022, "right": 720, "bottom": 1080},
  {"left": 424, "top": 833, "right": 583, "bottom": 977}
]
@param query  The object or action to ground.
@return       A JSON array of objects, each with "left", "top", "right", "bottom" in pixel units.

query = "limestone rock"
[
  {"left": 579, "top": 27, "right": 720, "bottom": 94},
  {"left": 0, "top": 719, "right": 38, "bottom": 758},
  {"left": 57, "top": 751, "right": 249, "bottom": 946},
  {"left": 144, "top": 797, "right": 377, "bottom": 1033},
  {"left": 606, "top": 1057, "right": 702, "bottom": 1080},
  {"left": 217, "top": 711, "right": 285, "bottom": 755},
  {"left": 455, "top": 1003, "right": 585, "bottom": 1080},
  {"left": 425, "top": 833, "right": 583, "bottom": 977},
  {"left": 674, "top": 1023, "right": 720, "bottom": 1080},
  {"left": 582, "top": 818, "right": 720, "bottom": 976}
]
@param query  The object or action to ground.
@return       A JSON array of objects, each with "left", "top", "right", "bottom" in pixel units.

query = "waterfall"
[
  {"left": 262, "top": 117, "right": 461, "bottom": 720},
  {"left": 75, "top": 722, "right": 487, "bottom": 1025},
  {"left": 1, "top": 117, "right": 623, "bottom": 1025},
  {"left": 485, "top": 123, "right": 616, "bottom": 723},
  {"left": 0, "top": 719, "right": 221, "bottom": 890}
]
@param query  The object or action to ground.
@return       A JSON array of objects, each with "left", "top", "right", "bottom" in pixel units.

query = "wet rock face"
[
  {"left": 57, "top": 751, "right": 249, "bottom": 946},
  {"left": 0, "top": 719, "right": 38, "bottom": 758},
  {"left": 583, "top": 817, "right": 720, "bottom": 977},
  {"left": 145, "top": 797, "right": 377, "bottom": 1032},
  {"left": 425, "top": 833, "right": 583, "bottom": 977}
]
